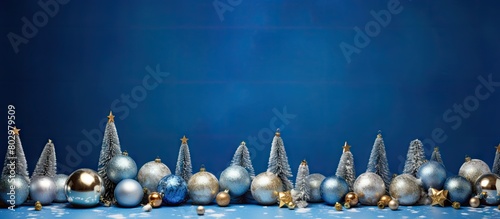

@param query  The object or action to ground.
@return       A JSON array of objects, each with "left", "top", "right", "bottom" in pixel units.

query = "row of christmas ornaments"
[
  {"left": 2, "top": 112, "right": 500, "bottom": 209},
  {"left": 2, "top": 148, "right": 498, "bottom": 211}
]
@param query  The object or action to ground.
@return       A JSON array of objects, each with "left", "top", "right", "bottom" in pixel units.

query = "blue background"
[{"left": 1, "top": 0, "right": 500, "bottom": 180}]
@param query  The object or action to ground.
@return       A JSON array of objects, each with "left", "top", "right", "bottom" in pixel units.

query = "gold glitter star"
[
  {"left": 12, "top": 127, "right": 21, "bottom": 135},
  {"left": 430, "top": 188, "right": 448, "bottom": 207},
  {"left": 343, "top": 141, "right": 351, "bottom": 152},
  {"left": 278, "top": 191, "right": 292, "bottom": 208}
]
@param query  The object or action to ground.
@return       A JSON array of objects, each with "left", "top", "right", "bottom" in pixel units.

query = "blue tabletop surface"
[{"left": 2, "top": 203, "right": 500, "bottom": 219}]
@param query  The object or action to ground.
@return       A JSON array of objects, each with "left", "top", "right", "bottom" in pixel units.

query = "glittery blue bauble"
[
  {"left": 444, "top": 176, "right": 472, "bottom": 205},
  {"left": 416, "top": 161, "right": 447, "bottom": 190},
  {"left": 106, "top": 154, "right": 137, "bottom": 183},
  {"left": 115, "top": 179, "right": 144, "bottom": 207},
  {"left": 0, "top": 175, "right": 29, "bottom": 207},
  {"left": 219, "top": 165, "right": 251, "bottom": 198},
  {"left": 30, "top": 176, "right": 57, "bottom": 205},
  {"left": 157, "top": 174, "right": 188, "bottom": 205},
  {"left": 54, "top": 174, "right": 68, "bottom": 202},
  {"left": 320, "top": 176, "right": 349, "bottom": 205}
]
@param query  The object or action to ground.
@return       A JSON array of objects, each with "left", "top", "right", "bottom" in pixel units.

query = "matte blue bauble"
[
  {"left": 53, "top": 174, "right": 68, "bottom": 202},
  {"left": 416, "top": 161, "right": 447, "bottom": 190},
  {"left": 219, "top": 165, "right": 251, "bottom": 198},
  {"left": 444, "top": 176, "right": 472, "bottom": 205},
  {"left": 0, "top": 175, "right": 29, "bottom": 207},
  {"left": 320, "top": 176, "right": 349, "bottom": 205},
  {"left": 114, "top": 179, "right": 143, "bottom": 207},
  {"left": 157, "top": 174, "right": 188, "bottom": 205}
]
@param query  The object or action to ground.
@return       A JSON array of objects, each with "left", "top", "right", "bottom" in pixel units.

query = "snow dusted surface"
[{"left": 2, "top": 202, "right": 500, "bottom": 219}]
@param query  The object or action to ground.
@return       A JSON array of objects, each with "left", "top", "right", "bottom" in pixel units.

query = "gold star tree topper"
[
  {"left": 107, "top": 111, "right": 115, "bottom": 123},
  {"left": 343, "top": 141, "right": 351, "bottom": 152},
  {"left": 181, "top": 135, "right": 188, "bottom": 144},
  {"left": 12, "top": 127, "right": 21, "bottom": 135},
  {"left": 278, "top": 191, "right": 293, "bottom": 208}
]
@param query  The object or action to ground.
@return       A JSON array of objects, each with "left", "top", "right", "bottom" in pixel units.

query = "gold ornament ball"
[
  {"left": 388, "top": 199, "right": 399, "bottom": 210},
  {"left": 344, "top": 202, "right": 351, "bottom": 209},
  {"left": 377, "top": 201, "right": 386, "bottom": 209},
  {"left": 335, "top": 202, "right": 342, "bottom": 211},
  {"left": 196, "top": 205, "right": 205, "bottom": 215},
  {"left": 345, "top": 192, "right": 359, "bottom": 206},
  {"left": 148, "top": 192, "right": 163, "bottom": 208},
  {"left": 469, "top": 197, "right": 480, "bottom": 208},
  {"left": 287, "top": 202, "right": 296, "bottom": 210},
  {"left": 35, "top": 201, "right": 42, "bottom": 211},
  {"left": 216, "top": 191, "right": 231, "bottom": 207},
  {"left": 452, "top": 202, "right": 461, "bottom": 209},
  {"left": 380, "top": 195, "right": 392, "bottom": 205}
]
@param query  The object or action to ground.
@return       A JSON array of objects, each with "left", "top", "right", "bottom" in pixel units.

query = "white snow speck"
[
  {"left": 205, "top": 209, "right": 216, "bottom": 213},
  {"left": 225, "top": 208, "right": 236, "bottom": 211},
  {"left": 238, "top": 206, "right": 244, "bottom": 208},
  {"left": 461, "top": 213, "right": 469, "bottom": 216},
  {"left": 419, "top": 216, "right": 426, "bottom": 218},
  {"left": 275, "top": 216, "right": 283, "bottom": 218},
  {"left": 129, "top": 213, "right": 151, "bottom": 218},
  {"left": 377, "top": 216, "right": 384, "bottom": 218},
  {"left": 107, "top": 214, "right": 126, "bottom": 219},
  {"left": 410, "top": 210, "right": 419, "bottom": 214},
  {"left": 208, "top": 213, "right": 225, "bottom": 218},
  {"left": 296, "top": 208, "right": 311, "bottom": 213},
  {"left": 92, "top": 209, "right": 104, "bottom": 213}
]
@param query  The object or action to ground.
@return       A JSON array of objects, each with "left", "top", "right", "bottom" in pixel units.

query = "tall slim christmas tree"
[
  {"left": 97, "top": 112, "right": 122, "bottom": 202},
  {"left": 366, "top": 132, "right": 391, "bottom": 191},
  {"left": 492, "top": 144, "right": 500, "bottom": 175},
  {"left": 335, "top": 141, "right": 356, "bottom": 190},
  {"left": 1, "top": 127, "right": 29, "bottom": 183},
  {"left": 294, "top": 160, "right": 310, "bottom": 208},
  {"left": 230, "top": 141, "right": 255, "bottom": 179},
  {"left": 175, "top": 135, "right": 193, "bottom": 183},
  {"left": 31, "top": 139, "right": 57, "bottom": 179},
  {"left": 403, "top": 139, "right": 426, "bottom": 176},
  {"left": 430, "top": 147, "right": 444, "bottom": 166},
  {"left": 267, "top": 128, "right": 293, "bottom": 191}
]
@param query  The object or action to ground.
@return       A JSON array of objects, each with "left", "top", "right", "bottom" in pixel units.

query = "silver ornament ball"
[
  {"left": 219, "top": 165, "right": 251, "bottom": 198},
  {"left": 416, "top": 161, "right": 447, "bottom": 190},
  {"left": 251, "top": 172, "right": 283, "bottom": 205},
  {"left": 106, "top": 153, "right": 138, "bottom": 183},
  {"left": 53, "top": 174, "right": 68, "bottom": 202},
  {"left": 389, "top": 174, "right": 421, "bottom": 205},
  {"left": 306, "top": 173, "right": 325, "bottom": 202},
  {"left": 65, "top": 168, "right": 104, "bottom": 207},
  {"left": 115, "top": 179, "right": 144, "bottom": 207},
  {"left": 320, "top": 176, "right": 349, "bottom": 205},
  {"left": 30, "top": 176, "right": 56, "bottom": 205},
  {"left": 188, "top": 170, "right": 219, "bottom": 205},
  {"left": 137, "top": 158, "right": 171, "bottom": 194},
  {"left": 353, "top": 172, "right": 386, "bottom": 206},
  {"left": 458, "top": 159, "right": 490, "bottom": 187},
  {"left": 0, "top": 175, "right": 29, "bottom": 207}
]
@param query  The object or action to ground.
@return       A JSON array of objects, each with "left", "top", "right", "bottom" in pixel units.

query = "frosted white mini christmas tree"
[
  {"left": 294, "top": 160, "right": 310, "bottom": 208},
  {"left": 175, "top": 135, "right": 193, "bottom": 183},
  {"left": 230, "top": 141, "right": 255, "bottom": 179},
  {"left": 492, "top": 144, "right": 500, "bottom": 175},
  {"left": 366, "top": 131, "right": 391, "bottom": 191},
  {"left": 403, "top": 139, "right": 426, "bottom": 176},
  {"left": 335, "top": 141, "right": 356, "bottom": 190},
  {"left": 430, "top": 147, "right": 444, "bottom": 166},
  {"left": 31, "top": 139, "right": 57, "bottom": 179},
  {"left": 97, "top": 112, "right": 122, "bottom": 202},
  {"left": 1, "top": 127, "right": 29, "bottom": 183},
  {"left": 267, "top": 128, "right": 293, "bottom": 191}
]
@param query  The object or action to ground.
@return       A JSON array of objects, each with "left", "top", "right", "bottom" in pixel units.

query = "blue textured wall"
[{"left": 1, "top": 0, "right": 500, "bottom": 179}]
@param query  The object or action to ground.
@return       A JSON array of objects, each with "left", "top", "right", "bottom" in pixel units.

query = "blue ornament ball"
[
  {"left": 444, "top": 176, "right": 472, "bottom": 205},
  {"left": 0, "top": 175, "right": 29, "bottom": 207},
  {"left": 416, "top": 161, "right": 447, "bottom": 190},
  {"left": 320, "top": 176, "right": 349, "bottom": 205},
  {"left": 157, "top": 174, "right": 188, "bottom": 205},
  {"left": 53, "top": 174, "right": 68, "bottom": 202},
  {"left": 115, "top": 179, "right": 144, "bottom": 207},
  {"left": 219, "top": 165, "right": 251, "bottom": 198},
  {"left": 107, "top": 152, "right": 138, "bottom": 184}
]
